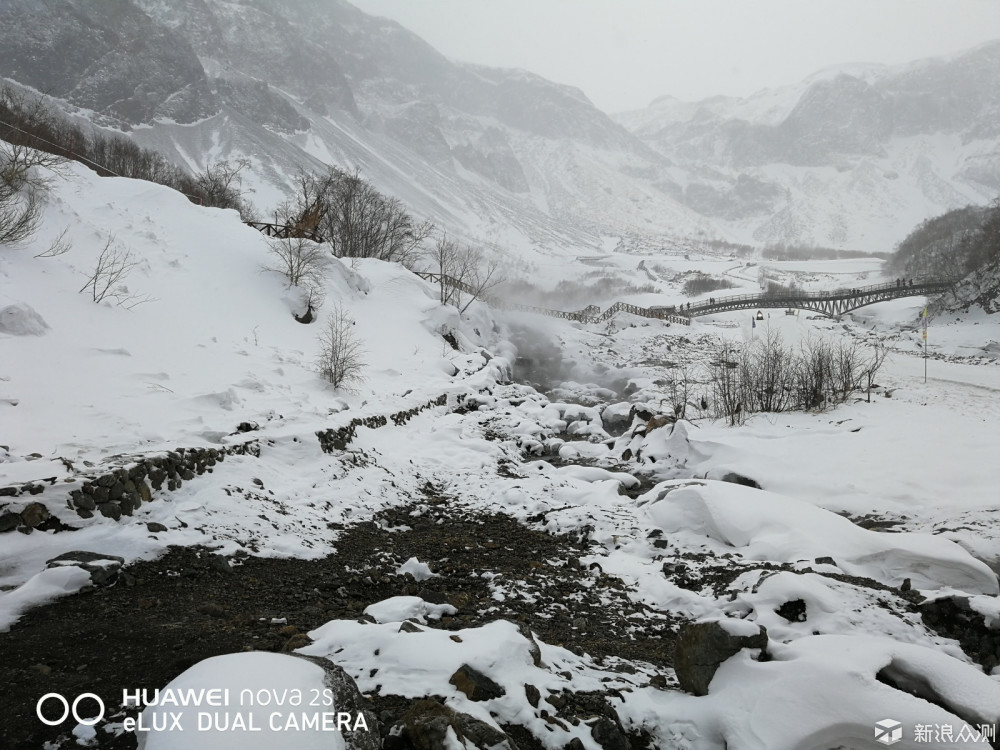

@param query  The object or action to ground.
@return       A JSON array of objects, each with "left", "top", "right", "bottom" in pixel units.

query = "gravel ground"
[{"left": 1, "top": 487, "right": 679, "bottom": 750}]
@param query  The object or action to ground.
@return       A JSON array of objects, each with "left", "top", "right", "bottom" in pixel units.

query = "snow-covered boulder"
[
  {"left": 0, "top": 303, "right": 48, "bottom": 335},
  {"left": 673, "top": 618, "right": 768, "bottom": 696},
  {"left": 642, "top": 480, "right": 999, "bottom": 595}
]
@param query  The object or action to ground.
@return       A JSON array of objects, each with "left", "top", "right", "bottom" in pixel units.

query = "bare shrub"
[
  {"left": 706, "top": 332, "right": 887, "bottom": 423},
  {"left": 0, "top": 182, "right": 40, "bottom": 245},
  {"left": 34, "top": 226, "right": 72, "bottom": 258},
  {"left": 266, "top": 236, "right": 328, "bottom": 287},
  {"left": 316, "top": 305, "right": 365, "bottom": 389},
  {"left": 78, "top": 236, "right": 150, "bottom": 307}
]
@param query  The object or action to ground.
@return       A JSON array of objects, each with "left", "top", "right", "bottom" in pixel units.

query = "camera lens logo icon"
[{"left": 875, "top": 718, "right": 903, "bottom": 745}]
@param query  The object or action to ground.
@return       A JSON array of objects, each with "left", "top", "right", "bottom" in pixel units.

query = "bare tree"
[
  {"left": 316, "top": 305, "right": 365, "bottom": 389},
  {"left": 863, "top": 339, "right": 890, "bottom": 403},
  {"left": 280, "top": 167, "right": 432, "bottom": 268},
  {"left": 193, "top": 158, "right": 256, "bottom": 219},
  {"left": 78, "top": 236, "right": 150, "bottom": 307},
  {"left": 430, "top": 235, "right": 503, "bottom": 313},
  {"left": 431, "top": 235, "right": 462, "bottom": 306},
  {"left": 0, "top": 86, "right": 67, "bottom": 192}
]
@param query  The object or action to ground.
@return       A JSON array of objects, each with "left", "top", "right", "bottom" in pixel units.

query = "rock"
[
  {"left": 282, "top": 633, "right": 312, "bottom": 652},
  {"left": 591, "top": 716, "right": 630, "bottom": 750},
  {"left": 673, "top": 619, "right": 768, "bottom": 696},
  {"left": 389, "top": 700, "right": 518, "bottom": 750},
  {"left": 516, "top": 623, "right": 544, "bottom": 667},
  {"left": 0, "top": 511, "right": 21, "bottom": 532},
  {"left": 290, "top": 654, "right": 380, "bottom": 750},
  {"left": 449, "top": 663, "right": 506, "bottom": 701},
  {"left": 19, "top": 502, "right": 50, "bottom": 528},
  {"left": 99, "top": 502, "right": 122, "bottom": 521},
  {"left": 814, "top": 556, "right": 837, "bottom": 566},
  {"left": 921, "top": 596, "right": 1000, "bottom": 673},
  {"left": 46, "top": 551, "right": 125, "bottom": 586},
  {"left": 206, "top": 555, "right": 233, "bottom": 574},
  {"left": 599, "top": 403, "right": 633, "bottom": 435},
  {"left": 524, "top": 684, "right": 540, "bottom": 708},
  {"left": 198, "top": 602, "right": 227, "bottom": 618},
  {"left": 74, "top": 493, "right": 96, "bottom": 511},
  {"left": 775, "top": 599, "right": 807, "bottom": 623},
  {"left": 146, "top": 522, "right": 168, "bottom": 533},
  {"left": 719, "top": 471, "right": 762, "bottom": 489}
]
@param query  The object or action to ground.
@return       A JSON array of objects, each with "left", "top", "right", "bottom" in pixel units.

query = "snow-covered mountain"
[
  {"left": 0, "top": 0, "right": 722, "bottom": 260},
  {"left": 616, "top": 44, "right": 1000, "bottom": 251},
  {"left": 3, "top": 0, "right": 1000, "bottom": 258}
]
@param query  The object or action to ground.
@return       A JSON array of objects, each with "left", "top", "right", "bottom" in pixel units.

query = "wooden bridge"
[{"left": 244, "top": 222, "right": 950, "bottom": 325}]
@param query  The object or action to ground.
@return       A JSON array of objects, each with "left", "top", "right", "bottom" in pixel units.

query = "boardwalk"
[{"left": 244, "top": 222, "right": 950, "bottom": 325}]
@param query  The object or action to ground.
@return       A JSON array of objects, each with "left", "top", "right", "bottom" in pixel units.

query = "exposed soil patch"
[{"left": 1, "top": 492, "right": 679, "bottom": 749}]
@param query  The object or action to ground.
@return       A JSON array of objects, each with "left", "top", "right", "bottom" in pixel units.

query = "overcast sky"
[{"left": 349, "top": 0, "right": 1000, "bottom": 113}]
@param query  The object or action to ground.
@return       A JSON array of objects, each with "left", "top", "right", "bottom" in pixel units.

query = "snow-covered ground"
[{"left": 2, "top": 162, "right": 999, "bottom": 749}]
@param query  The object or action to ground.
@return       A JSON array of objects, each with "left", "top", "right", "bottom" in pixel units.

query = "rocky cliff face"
[
  {"left": 1, "top": 0, "right": 703, "bottom": 253},
  {"left": 2, "top": 0, "right": 998, "bottom": 254},
  {"left": 0, "top": 0, "right": 214, "bottom": 124}
]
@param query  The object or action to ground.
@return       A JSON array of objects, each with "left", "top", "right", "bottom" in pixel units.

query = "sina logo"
[{"left": 875, "top": 718, "right": 903, "bottom": 745}]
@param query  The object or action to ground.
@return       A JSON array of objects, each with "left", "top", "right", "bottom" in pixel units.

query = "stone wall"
[
  {"left": 1, "top": 392, "right": 462, "bottom": 533},
  {"left": 316, "top": 393, "right": 452, "bottom": 453},
  {"left": 0, "top": 442, "right": 260, "bottom": 534}
]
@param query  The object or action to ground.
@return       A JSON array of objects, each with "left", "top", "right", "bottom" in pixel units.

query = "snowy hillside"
[{"left": 3, "top": 158, "right": 1000, "bottom": 749}]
